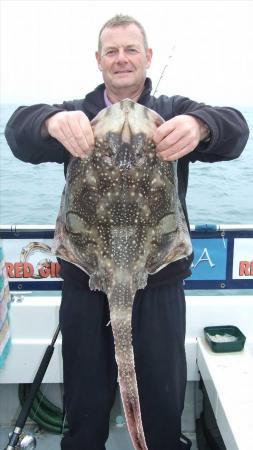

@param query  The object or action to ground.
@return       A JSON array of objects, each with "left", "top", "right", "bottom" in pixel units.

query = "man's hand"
[
  {"left": 42, "top": 111, "right": 95, "bottom": 158},
  {"left": 153, "top": 115, "right": 210, "bottom": 161}
]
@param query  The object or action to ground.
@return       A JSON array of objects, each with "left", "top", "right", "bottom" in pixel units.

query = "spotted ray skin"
[{"left": 53, "top": 100, "right": 192, "bottom": 450}]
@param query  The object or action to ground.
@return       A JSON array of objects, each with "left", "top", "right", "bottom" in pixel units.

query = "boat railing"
[{"left": 0, "top": 223, "right": 252, "bottom": 291}]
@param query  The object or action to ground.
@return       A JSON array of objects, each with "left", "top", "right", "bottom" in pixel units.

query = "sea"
[{"left": 0, "top": 103, "right": 252, "bottom": 226}]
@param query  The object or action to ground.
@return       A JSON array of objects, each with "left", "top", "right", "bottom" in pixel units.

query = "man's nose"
[{"left": 115, "top": 48, "right": 128, "bottom": 62}]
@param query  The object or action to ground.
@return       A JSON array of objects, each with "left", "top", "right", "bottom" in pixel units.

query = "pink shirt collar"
[{"left": 104, "top": 90, "right": 112, "bottom": 107}]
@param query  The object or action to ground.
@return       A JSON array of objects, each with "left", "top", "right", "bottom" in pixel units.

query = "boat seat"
[{"left": 197, "top": 337, "right": 253, "bottom": 450}]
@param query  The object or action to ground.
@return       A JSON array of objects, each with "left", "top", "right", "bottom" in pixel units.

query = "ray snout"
[{"left": 91, "top": 99, "right": 164, "bottom": 140}]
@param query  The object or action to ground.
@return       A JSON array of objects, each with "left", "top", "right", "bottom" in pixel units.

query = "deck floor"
[
  {"left": 0, "top": 385, "right": 198, "bottom": 448},
  {"left": 0, "top": 425, "right": 198, "bottom": 449}
]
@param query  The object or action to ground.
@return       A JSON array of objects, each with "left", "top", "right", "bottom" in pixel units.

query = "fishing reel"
[{"left": 5, "top": 432, "right": 36, "bottom": 450}]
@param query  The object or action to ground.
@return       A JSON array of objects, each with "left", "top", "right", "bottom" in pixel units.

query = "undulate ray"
[{"left": 53, "top": 99, "right": 192, "bottom": 450}]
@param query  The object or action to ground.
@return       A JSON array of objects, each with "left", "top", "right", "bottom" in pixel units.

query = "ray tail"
[{"left": 108, "top": 280, "right": 148, "bottom": 450}]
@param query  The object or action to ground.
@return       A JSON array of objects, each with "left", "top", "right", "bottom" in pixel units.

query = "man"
[{"left": 5, "top": 14, "right": 249, "bottom": 450}]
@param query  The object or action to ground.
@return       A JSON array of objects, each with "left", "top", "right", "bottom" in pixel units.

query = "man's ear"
[
  {"left": 146, "top": 48, "right": 153, "bottom": 69},
  {"left": 95, "top": 51, "right": 102, "bottom": 71}
]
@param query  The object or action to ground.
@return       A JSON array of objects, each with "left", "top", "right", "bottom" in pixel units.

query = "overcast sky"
[{"left": 1, "top": 0, "right": 253, "bottom": 107}]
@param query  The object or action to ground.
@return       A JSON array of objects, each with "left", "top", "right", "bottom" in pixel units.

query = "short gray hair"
[{"left": 98, "top": 14, "right": 149, "bottom": 52}]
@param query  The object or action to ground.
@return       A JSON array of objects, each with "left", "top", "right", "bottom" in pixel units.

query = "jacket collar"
[{"left": 83, "top": 78, "right": 153, "bottom": 118}]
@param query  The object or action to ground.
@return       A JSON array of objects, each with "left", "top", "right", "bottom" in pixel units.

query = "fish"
[{"left": 53, "top": 99, "right": 192, "bottom": 449}]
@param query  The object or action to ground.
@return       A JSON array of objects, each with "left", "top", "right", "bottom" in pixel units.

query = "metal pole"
[{"left": 5, "top": 325, "right": 60, "bottom": 450}]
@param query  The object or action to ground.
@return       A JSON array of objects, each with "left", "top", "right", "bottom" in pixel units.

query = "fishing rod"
[
  {"left": 4, "top": 324, "right": 61, "bottom": 450},
  {"left": 152, "top": 44, "right": 176, "bottom": 97}
]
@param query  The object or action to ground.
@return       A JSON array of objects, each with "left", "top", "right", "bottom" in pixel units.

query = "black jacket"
[{"left": 5, "top": 78, "right": 249, "bottom": 287}]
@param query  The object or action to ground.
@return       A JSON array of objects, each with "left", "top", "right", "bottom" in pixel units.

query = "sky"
[{"left": 1, "top": 0, "right": 253, "bottom": 107}]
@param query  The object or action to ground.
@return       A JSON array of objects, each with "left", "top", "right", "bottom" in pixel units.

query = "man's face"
[{"left": 96, "top": 24, "right": 152, "bottom": 94}]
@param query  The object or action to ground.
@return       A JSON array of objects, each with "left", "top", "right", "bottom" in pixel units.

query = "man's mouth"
[{"left": 114, "top": 70, "right": 133, "bottom": 74}]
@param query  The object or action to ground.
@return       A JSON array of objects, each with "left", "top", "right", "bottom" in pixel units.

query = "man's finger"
[
  {"left": 60, "top": 122, "right": 86, "bottom": 157},
  {"left": 157, "top": 134, "right": 193, "bottom": 158},
  {"left": 45, "top": 111, "right": 94, "bottom": 157},
  {"left": 159, "top": 142, "right": 195, "bottom": 161},
  {"left": 153, "top": 120, "right": 176, "bottom": 144},
  {"left": 67, "top": 117, "right": 92, "bottom": 154},
  {"left": 57, "top": 123, "right": 83, "bottom": 156},
  {"left": 155, "top": 128, "right": 187, "bottom": 153},
  {"left": 78, "top": 116, "right": 95, "bottom": 150}
]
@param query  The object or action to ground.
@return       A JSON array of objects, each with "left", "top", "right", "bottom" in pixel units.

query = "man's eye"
[
  {"left": 127, "top": 48, "right": 138, "bottom": 54},
  {"left": 105, "top": 50, "right": 117, "bottom": 56}
]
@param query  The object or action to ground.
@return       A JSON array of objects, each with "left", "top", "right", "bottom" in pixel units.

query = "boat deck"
[{"left": 0, "top": 425, "right": 198, "bottom": 450}]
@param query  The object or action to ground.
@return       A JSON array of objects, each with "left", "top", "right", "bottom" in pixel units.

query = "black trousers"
[{"left": 59, "top": 278, "right": 187, "bottom": 450}]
